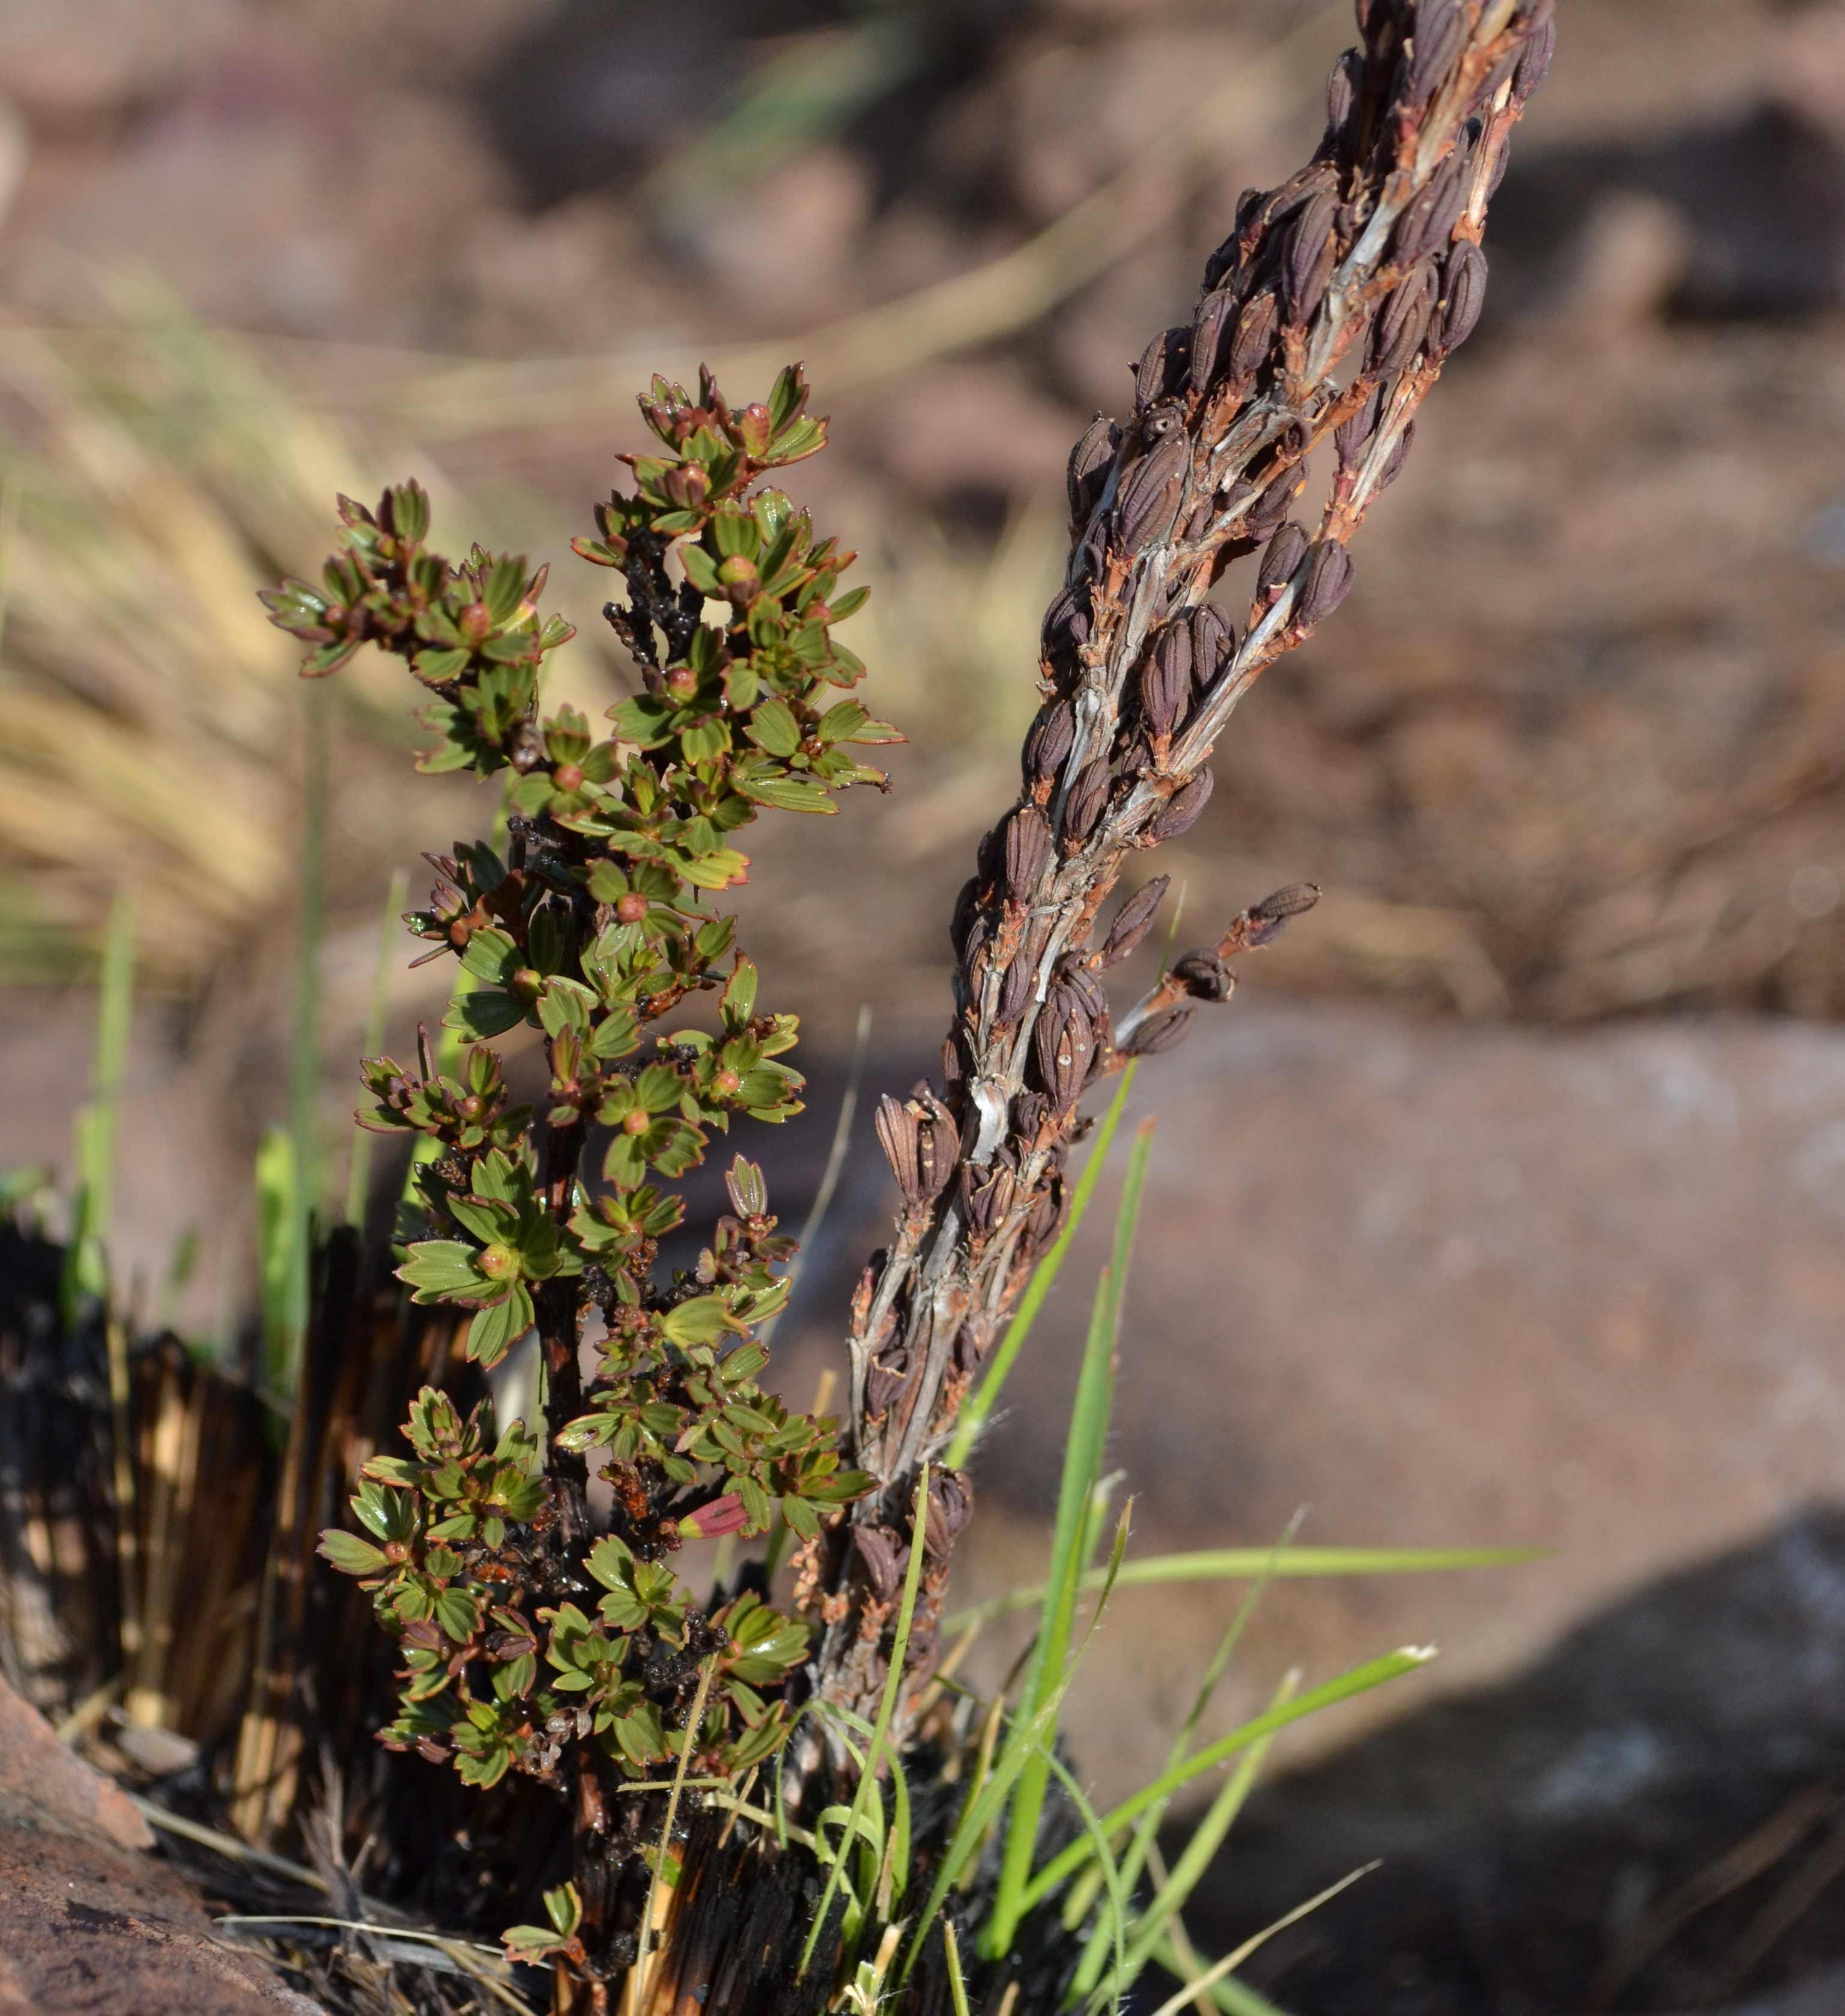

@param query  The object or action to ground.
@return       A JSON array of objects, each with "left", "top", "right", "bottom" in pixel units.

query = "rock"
[
  {"left": 0, "top": 1814, "right": 327, "bottom": 2015},
  {"left": 0, "top": 1673, "right": 324, "bottom": 2014},
  {"left": 936, "top": 1005, "right": 1845, "bottom": 1803},
  {"left": 1179, "top": 1513, "right": 1845, "bottom": 2012},
  {"left": 0, "top": 1671, "right": 149, "bottom": 1851}
]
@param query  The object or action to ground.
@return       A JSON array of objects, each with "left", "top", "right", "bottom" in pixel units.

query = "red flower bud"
[
  {"left": 716, "top": 555, "right": 760, "bottom": 608},
  {"left": 734, "top": 402, "right": 774, "bottom": 458}
]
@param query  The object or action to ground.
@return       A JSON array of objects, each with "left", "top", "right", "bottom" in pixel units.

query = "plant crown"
[{"left": 268, "top": 364, "right": 887, "bottom": 1848}]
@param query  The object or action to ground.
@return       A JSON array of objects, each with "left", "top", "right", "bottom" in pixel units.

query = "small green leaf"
[
  {"left": 398, "top": 1241, "right": 487, "bottom": 1303},
  {"left": 435, "top": 1586, "right": 481, "bottom": 1643},
  {"left": 545, "top": 1883, "right": 583, "bottom": 1938},
  {"left": 319, "top": 1529, "right": 389, "bottom": 1576},
  {"left": 742, "top": 774, "right": 834, "bottom": 814},
  {"left": 467, "top": 1285, "right": 534, "bottom": 1367},
  {"left": 747, "top": 697, "right": 801, "bottom": 757},
  {"left": 661, "top": 1295, "right": 744, "bottom": 1347},
  {"left": 443, "top": 990, "right": 526, "bottom": 1040},
  {"left": 460, "top": 928, "right": 519, "bottom": 983}
]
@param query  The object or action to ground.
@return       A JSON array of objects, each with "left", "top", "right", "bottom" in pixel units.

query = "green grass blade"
[
  {"left": 945, "top": 1064, "right": 1138, "bottom": 1470},
  {"left": 897, "top": 1512, "right": 1131, "bottom": 1991},
  {"left": 762, "top": 1000, "right": 870, "bottom": 1352},
  {"left": 279, "top": 680, "right": 328, "bottom": 1394},
  {"left": 1144, "top": 1865, "right": 1378, "bottom": 2016},
  {"left": 635, "top": 1654, "right": 717, "bottom": 2008},
  {"left": 1017, "top": 1648, "right": 1434, "bottom": 1915},
  {"left": 255, "top": 1124, "right": 298, "bottom": 1388},
  {"left": 1039, "top": 1745, "right": 1132, "bottom": 2014},
  {"left": 1068, "top": 1521, "right": 1304, "bottom": 1997},
  {"left": 800, "top": 1462, "right": 931, "bottom": 1979},
  {"left": 944, "top": 1544, "right": 1540, "bottom": 1635},
  {"left": 943, "top": 1921, "right": 973, "bottom": 2016},
  {"left": 984, "top": 1118, "right": 1155, "bottom": 1957},
  {"left": 61, "top": 889, "right": 136, "bottom": 1325},
  {"left": 816, "top": 1698, "right": 915, "bottom": 1921},
  {"left": 1150, "top": 1933, "right": 1291, "bottom": 2016},
  {"left": 344, "top": 867, "right": 408, "bottom": 1227},
  {"left": 1098, "top": 1671, "right": 1298, "bottom": 2006}
]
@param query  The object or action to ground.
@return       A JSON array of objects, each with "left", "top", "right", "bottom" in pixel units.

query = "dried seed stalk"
[{"left": 809, "top": 0, "right": 1553, "bottom": 1735}]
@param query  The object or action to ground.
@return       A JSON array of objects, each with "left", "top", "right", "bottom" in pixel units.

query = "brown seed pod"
[
  {"left": 1432, "top": 240, "right": 1488, "bottom": 356},
  {"left": 1292, "top": 237, "right": 1341, "bottom": 329},
  {"left": 1013, "top": 1090, "right": 1052, "bottom": 1144},
  {"left": 1395, "top": 149, "right": 1471, "bottom": 261},
  {"left": 1148, "top": 767, "right": 1215, "bottom": 842},
  {"left": 1189, "top": 603, "right": 1237, "bottom": 691},
  {"left": 1141, "top": 623, "right": 1193, "bottom": 739},
  {"left": 1238, "top": 882, "right": 1321, "bottom": 948},
  {"left": 1100, "top": 874, "right": 1171, "bottom": 967},
  {"left": 913, "top": 1090, "right": 960, "bottom": 1200},
  {"left": 1369, "top": 259, "right": 1438, "bottom": 373},
  {"left": 921, "top": 1485, "right": 959, "bottom": 1558},
  {"left": 1034, "top": 983, "right": 1096, "bottom": 1111},
  {"left": 1114, "top": 434, "right": 1189, "bottom": 554},
  {"left": 960, "top": 1160, "right": 1001, "bottom": 1240},
  {"left": 1002, "top": 805, "right": 1054, "bottom": 905},
  {"left": 1026, "top": 1155, "right": 1068, "bottom": 1241},
  {"left": 1372, "top": 419, "right": 1416, "bottom": 496},
  {"left": 1326, "top": 46, "right": 1363, "bottom": 134},
  {"left": 852, "top": 1525, "right": 901, "bottom": 1599},
  {"left": 1172, "top": 950, "right": 1236, "bottom": 1002},
  {"left": 1295, "top": 541, "right": 1356, "bottom": 628},
  {"left": 1202, "top": 227, "right": 1241, "bottom": 294},
  {"left": 1335, "top": 383, "right": 1386, "bottom": 471},
  {"left": 1258, "top": 521, "right": 1310, "bottom": 598},
  {"left": 1059, "top": 960, "right": 1109, "bottom": 1023},
  {"left": 1245, "top": 464, "right": 1307, "bottom": 542},
  {"left": 1067, "top": 416, "right": 1118, "bottom": 528},
  {"left": 864, "top": 1364, "right": 902, "bottom": 1419},
  {"left": 1282, "top": 191, "right": 1339, "bottom": 324},
  {"left": 1513, "top": 13, "right": 1556, "bottom": 106},
  {"left": 1251, "top": 882, "right": 1321, "bottom": 924},
  {"left": 975, "top": 820, "right": 1004, "bottom": 888},
  {"left": 1023, "top": 699, "right": 1077, "bottom": 790},
  {"left": 1190, "top": 286, "right": 1239, "bottom": 396},
  {"left": 1041, "top": 583, "right": 1091, "bottom": 665},
  {"left": 1061, "top": 757, "right": 1112, "bottom": 846},
  {"left": 1125, "top": 1002, "right": 1195, "bottom": 1056},
  {"left": 1404, "top": 0, "right": 1466, "bottom": 109},
  {"left": 1076, "top": 513, "right": 1109, "bottom": 583},
  {"left": 1135, "top": 326, "right": 1191, "bottom": 411},
  {"left": 1227, "top": 289, "right": 1281, "bottom": 385},
  {"left": 874, "top": 1094, "right": 923, "bottom": 1206},
  {"left": 998, "top": 946, "right": 1037, "bottom": 1025},
  {"left": 928, "top": 1470, "right": 972, "bottom": 1550}
]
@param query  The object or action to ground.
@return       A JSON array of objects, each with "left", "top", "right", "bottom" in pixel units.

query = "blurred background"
[{"left": 5, "top": 0, "right": 1845, "bottom": 2008}]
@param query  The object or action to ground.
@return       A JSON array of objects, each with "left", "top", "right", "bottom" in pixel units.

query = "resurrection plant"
[{"left": 274, "top": 0, "right": 1554, "bottom": 2009}]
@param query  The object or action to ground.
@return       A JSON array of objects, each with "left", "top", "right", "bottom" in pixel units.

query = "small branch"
[{"left": 814, "top": 0, "right": 1556, "bottom": 1737}]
